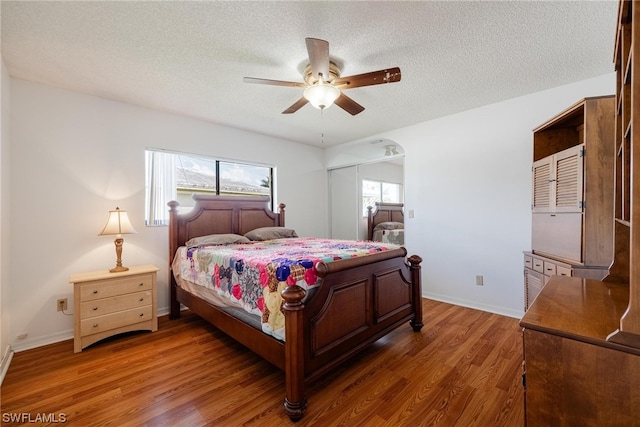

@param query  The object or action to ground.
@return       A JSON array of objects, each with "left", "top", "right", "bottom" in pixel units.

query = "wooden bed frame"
[
  {"left": 367, "top": 202, "right": 405, "bottom": 241},
  {"left": 168, "top": 195, "right": 422, "bottom": 420}
]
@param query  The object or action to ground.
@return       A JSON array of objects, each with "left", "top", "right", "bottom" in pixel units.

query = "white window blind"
[{"left": 145, "top": 150, "right": 176, "bottom": 226}]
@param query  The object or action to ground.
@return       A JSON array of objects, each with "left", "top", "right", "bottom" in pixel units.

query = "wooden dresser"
[
  {"left": 520, "top": 277, "right": 640, "bottom": 426},
  {"left": 71, "top": 264, "right": 159, "bottom": 353}
]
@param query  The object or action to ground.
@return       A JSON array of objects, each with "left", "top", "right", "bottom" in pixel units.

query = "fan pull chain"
[{"left": 320, "top": 108, "right": 325, "bottom": 144}]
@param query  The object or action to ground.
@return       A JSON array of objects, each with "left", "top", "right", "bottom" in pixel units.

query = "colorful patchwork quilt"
[{"left": 174, "top": 237, "right": 400, "bottom": 341}]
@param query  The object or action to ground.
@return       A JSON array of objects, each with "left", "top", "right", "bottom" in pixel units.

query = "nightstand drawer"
[
  {"left": 80, "top": 290, "right": 152, "bottom": 318},
  {"left": 80, "top": 274, "right": 153, "bottom": 302},
  {"left": 80, "top": 306, "right": 153, "bottom": 336}
]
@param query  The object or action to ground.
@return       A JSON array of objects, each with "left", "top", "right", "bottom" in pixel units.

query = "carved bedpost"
[
  {"left": 408, "top": 255, "right": 424, "bottom": 331},
  {"left": 168, "top": 200, "right": 181, "bottom": 320},
  {"left": 366, "top": 206, "right": 374, "bottom": 240},
  {"left": 278, "top": 203, "right": 286, "bottom": 227},
  {"left": 281, "top": 284, "right": 307, "bottom": 421}
]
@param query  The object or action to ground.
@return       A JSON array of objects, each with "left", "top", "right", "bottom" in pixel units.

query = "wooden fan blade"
[
  {"left": 305, "top": 38, "right": 330, "bottom": 81},
  {"left": 334, "top": 93, "right": 365, "bottom": 116},
  {"left": 243, "top": 77, "right": 306, "bottom": 88},
  {"left": 282, "top": 97, "right": 309, "bottom": 114},
  {"left": 333, "top": 67, "right": 401, "bottom": 89}
]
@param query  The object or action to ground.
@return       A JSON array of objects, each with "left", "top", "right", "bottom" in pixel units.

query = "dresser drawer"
[
  {"left": 524, "top": 255, "right": 533, "bottom": 269},
  {"left": 80, "top": 306, "right": 153, "bottom": 336},
  {"left": 532, "top": 258, "right": 545, "bottom": 273},
  {"left": 556, "top": 266, "right": 572, "bottom": 277},
  {"left": 80, "top": 274, "right": 153, "bottom": 302},
  {"left": 543, "top": 261, "right": 557, "bottom": 276},
  {"left": 80, "top": 290, "right": 152, "bottom": 318}
]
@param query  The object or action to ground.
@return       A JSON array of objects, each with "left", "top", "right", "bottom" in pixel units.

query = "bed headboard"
[
  {"left": 366, "top": 202, "right": 404, "bottom": 241},
  {"left": 168, "top": 195, "right": 285, "bottom": 262}
]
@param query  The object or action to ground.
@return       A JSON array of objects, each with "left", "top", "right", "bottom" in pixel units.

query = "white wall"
[
  {"left": 8, "top": 79, "right": 327, "bottom": 351},
  {"left": 1, "top": 58, "right": 13, "bottom": 378},
  {"left": 330, "top": 73, "right": 616, "bottom": 318}
]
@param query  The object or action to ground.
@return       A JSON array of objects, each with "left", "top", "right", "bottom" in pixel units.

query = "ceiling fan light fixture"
[
  {"left": 304, "top": 81, "right": 340, "bottom": 110},
  {"left": 384, "top": 145, "right": 399, "bottom": 156}
]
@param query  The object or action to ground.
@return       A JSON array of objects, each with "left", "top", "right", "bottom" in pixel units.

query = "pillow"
[
  {"left": 244, "top": 227, "right": 298, "bottom": 241},
  {"left": 373, "top": 221, "right": 404, "bottom": 231},
  {"left": 186, "top": 233, "right": 250, "bottom": 248}
]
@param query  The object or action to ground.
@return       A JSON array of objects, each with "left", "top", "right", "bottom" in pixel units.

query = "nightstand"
[{"left": 71, "top": 264, "right": 159, "bottom": 353}]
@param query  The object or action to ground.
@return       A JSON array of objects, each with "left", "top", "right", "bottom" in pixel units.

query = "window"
[
  {"left": 362, "top": 179, "right": 402, "bottom": 216},
  {"left": 145, "top": 149, "right": 274, "bottom": 225}
]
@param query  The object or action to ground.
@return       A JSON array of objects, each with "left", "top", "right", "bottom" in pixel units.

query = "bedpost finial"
[
  {"left": 278, "top": 203, "right": 286, "bottom": 227},
  {"left": 408, "top": 255, "right": 422, "bottom": 266},
  {"left": 168, "top": 200, "right": 180, "bottom": 212},
  {"left": 282, "top": 284, "right": 306, "bottom": 309}
]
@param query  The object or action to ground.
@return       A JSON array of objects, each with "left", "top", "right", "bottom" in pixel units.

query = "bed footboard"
[{"left": 281, "top": 250, "right": 423, "bottom": 420}]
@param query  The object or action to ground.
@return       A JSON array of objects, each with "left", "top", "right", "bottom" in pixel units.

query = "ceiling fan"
[{"left": 243, "top": 38, "right": 401, "bottom": 116}]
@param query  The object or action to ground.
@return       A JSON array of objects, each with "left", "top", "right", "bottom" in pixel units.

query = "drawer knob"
[
  {"left": 138, "top": 282, "right": 144, "bottom": 286},
  {"left": 93, "top": 290, "right": 98, "bottom": 294},
  {"left": 93, "top": 323, "right": 98, "bottom": 328},
  {"left": 139, "top": 298, "right": 144, "bottom": 302},
  {"left": 139, "top": 313, "right": 144, "bottom": 317},
  {"left": 92, "top": 307, "right": 98, "bottom": 311}
]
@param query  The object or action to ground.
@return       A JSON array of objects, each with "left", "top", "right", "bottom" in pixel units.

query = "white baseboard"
[
  {"left": 10, "top": 329, "right": 73, "bottom": 353},
  {"left": 1, "top": 344, "right": 13, "bottom": 385},
  {"left": 423, "top": 292, "right": 524, "bottom": 319},
  {"left": 9, "top": 307, "right": 172, "bottom": 353}
]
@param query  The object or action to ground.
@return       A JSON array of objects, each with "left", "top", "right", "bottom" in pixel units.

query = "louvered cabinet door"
[
  {"left": 524, "top": 268, "right": 544, "bottom": 311},
  {"left": 532, "top": 157, "right": 552, "bottom": 213},
  {"left": 553, "top": 144, "right": 584, "bottom": 213},
  {"left": 532, "top": 144, "right": 584, "bottom": 214}
]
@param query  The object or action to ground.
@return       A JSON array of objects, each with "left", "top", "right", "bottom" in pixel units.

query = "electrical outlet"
[
  {"left": 57, "top": 298, "right": 68, "bottom": 312},
  {"left": 475, "top": 275, "right": 484, "bottom": 286}
]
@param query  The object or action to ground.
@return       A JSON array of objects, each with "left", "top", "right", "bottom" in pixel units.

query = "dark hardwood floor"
[{"left": 1, "top": 299, "right": 524, "bottom": 426}]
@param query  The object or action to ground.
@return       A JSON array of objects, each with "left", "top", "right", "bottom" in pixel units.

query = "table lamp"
[{"left": 99, "top": 207, "right": 137, "bottom": 273}]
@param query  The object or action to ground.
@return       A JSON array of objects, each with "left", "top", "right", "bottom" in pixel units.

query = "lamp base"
[{"left": 109, "top": 237, "right": 129, "bottom": 273}]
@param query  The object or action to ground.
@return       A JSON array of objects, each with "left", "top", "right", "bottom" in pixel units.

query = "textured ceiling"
[{"left": 0, "top": 1, "right": 619, "bottom": 147}]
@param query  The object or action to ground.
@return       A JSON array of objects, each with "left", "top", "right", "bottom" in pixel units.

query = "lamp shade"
[
  {"left": 99, "top": 207, "right": 137, "bottom": 236},
  {"left": 304, "top": 82, "right": 340, "bottom": 110}
]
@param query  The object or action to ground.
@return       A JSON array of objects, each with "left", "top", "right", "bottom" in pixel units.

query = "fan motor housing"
[{"left": 303, "top": 62, "right": 340, "bottom": 84}]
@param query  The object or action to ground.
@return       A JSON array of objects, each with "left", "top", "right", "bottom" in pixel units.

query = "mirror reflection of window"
[{"left": 362, "top": 179, "right": 402, "bottom": 217}]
